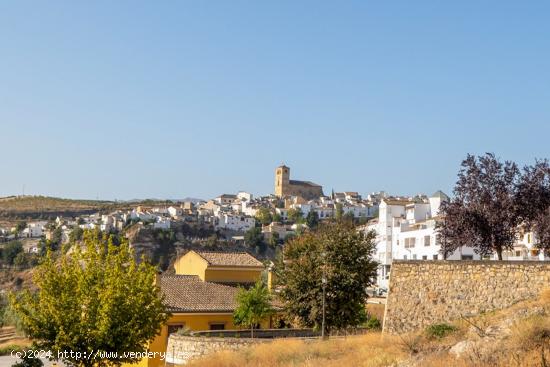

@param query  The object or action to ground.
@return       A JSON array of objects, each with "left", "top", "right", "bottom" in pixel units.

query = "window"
[
  {"left": 527, "top": 234, "right": 532, "bottom": 243},
  {"left": 209, "top": 323, "right": 226, "bottom": 331},
  {"left": 396, "top": 240, "right": 399, "bottom": 246},
  {"left": 433, "top": 254, "right": 438, "bottom": 260},
  {"left": 404, "top": 238, "right": 416, "bottom": 248},
  {"left": 422, "top": 255, "right": 428, "bottom": 260},
  {"left": 403, "top": 255, "right": 408, "bottom": 260},
  {"left": 424, "top": 236, "right": 430, "bottom": 246},
  {"left": 461, "top": 255, "right": 474, "bottom": 260},
  {"left": 167, "top": 324, "right": 185, "bottom": 335},
  {"left": 413, "top": 254, "right": 417, "bottom": 260}
]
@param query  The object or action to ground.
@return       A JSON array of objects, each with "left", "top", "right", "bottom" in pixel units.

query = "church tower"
[{"left": 275, "top": 165, "right": 290, "bottom": 197}]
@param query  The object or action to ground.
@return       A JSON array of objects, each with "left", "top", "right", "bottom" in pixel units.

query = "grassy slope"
[{"left": 187, "top": 290, "right": 550, "bottom": 367}]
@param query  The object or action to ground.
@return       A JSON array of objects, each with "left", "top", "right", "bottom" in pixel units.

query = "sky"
[{"left": 1, "top": 1, "right": 549, "bottom": 200}]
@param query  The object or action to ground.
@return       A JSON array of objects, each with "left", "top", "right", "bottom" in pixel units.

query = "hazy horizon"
[{"left": 2, "top": 1, "right": 549, "bottom": 200}]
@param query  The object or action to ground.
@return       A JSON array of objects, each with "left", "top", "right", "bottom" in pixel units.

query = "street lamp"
[{"left": 321, "top": 251, "right": 327, "bottom": 340}]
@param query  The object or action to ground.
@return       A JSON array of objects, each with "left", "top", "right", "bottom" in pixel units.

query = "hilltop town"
[{"left": 1, "top": 164, "right": 548, "bottom": 291}]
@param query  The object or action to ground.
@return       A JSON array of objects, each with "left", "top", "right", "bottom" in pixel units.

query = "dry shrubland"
[{"left": 187, "top": 289, "right": 550, "bottom": 367}]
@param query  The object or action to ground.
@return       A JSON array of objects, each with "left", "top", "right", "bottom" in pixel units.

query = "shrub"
[
  {"left": 364, "top": 316, "right": 382, "bottom": 330},
  {"left": 425, "top": 323, "right": 457, "bottom": 339}
]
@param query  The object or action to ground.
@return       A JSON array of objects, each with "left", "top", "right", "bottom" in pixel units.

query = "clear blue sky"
[{"left": 1, "top": 1, "right": 549, "bottom": 200}]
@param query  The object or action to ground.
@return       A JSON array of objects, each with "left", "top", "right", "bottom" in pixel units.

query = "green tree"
[
  {"left": 276, "top": 222, "right": 378, "bottom": 335},
  {"left": 255, "top": 208, "right": 273, "bottom": 226},
  {"left": 306, "top": 211, "right": 319, "bottom": 229},
  {"left": 13, "top": 252, "right": 28, "bottom": 268},
  {"left": 268, "top": 232, "right": 280, "bottom": 248},
  {"left": 2, "top": 241, "right": 23, "bottom": 265},
  {"left": 9, "top": 231, "right": 169, "bottom": 367},
  {"left": 244, "top": 227, "right": 263, "bottom": 249},
  {"left": 335, "top": 203, "right": 344, "bottom": 221},
  {"left": 69, "top": 227, "right": 84, "bottom": 243},
  {"left": 233, "top": 281, "right": 274, "bottom": 338},
  {"left": 272, "top": 212, "right": 282, "bottom": 223},
  {"left": 14, "top": 221, "right": 27, "bottom": 235},
  {"left": 287, "top": 208, "right": 304, "bottom": 224}
]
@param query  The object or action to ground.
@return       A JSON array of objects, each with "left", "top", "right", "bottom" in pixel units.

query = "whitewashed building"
[
  {"left": 215, "top": 213, "right": 255, "bottom": 232},
  {"left": 364, "top": 191, "right": 480, "bottom": 289}
]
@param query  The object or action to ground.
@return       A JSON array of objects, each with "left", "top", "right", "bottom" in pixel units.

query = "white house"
[
  {"left": 215, "top": 213, "right": 255, "bottom": 232},
  {"left": 168, "top": 206, "right": 183, "bottom": 218},
  {"left": 364, "top": 191, "right": 480, "bottom": 289}
]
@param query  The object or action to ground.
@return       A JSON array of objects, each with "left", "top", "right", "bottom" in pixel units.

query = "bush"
[
  {"left": 364, "top": 316, "right": 381, "bottom": 330},
  {"left": 11, "top": 352, "right": 44, "bottom": 367},
  {"left": 0, "top": 345, "right": 24, "bottom": 356},
  {"left": 425, "top": 323, "right": 457, "bottom": 339}
]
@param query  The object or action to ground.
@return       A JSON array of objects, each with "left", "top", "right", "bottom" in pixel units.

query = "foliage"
[
  {"left": 2, "top": 241, "right": 24, "bottom": 265},
  {"left": 276, "top": 222, "right": 378, "bottom": 334},
  {"left": 15, "top": 222, "right": 27, "bottom": 234},
  {"left": 0, "top": 345, "right": 24, "bottom": 357},
  {"left": 68, "top": 227, "right": 84, "bottom": 243},
  {"left": 364, "top": 316, "right": 382, "bottom": 330},
  {"left": 233, "top": 281, "right": 274, "bottom": 338},
  {"left": 335, "top": 203, "right": 344, "bottom": 221},
  {"left": 272, "top": 212, "right": 282, "bottom": 223},
  {"left": 13, "top": 252, "right": 28, "bottom": 268},
  {"left": 255, "top": 208, "right": 273, "bottom": 226},
  {"left": 11, "top": 352, "right": 44, "bottom": 367},
  {"left": 425, "top": 323, "right": 458, "bottom": 339},
  {"left": 438, "top": 153, "right": 520, "bottom": 260},
  {"left": 306, "top": 210, "right": 319, "bottom": 229},
  {"left": 9, "top": 230, "right": 169, "bottom": 367},
  {"left": 287, "top": 208, "right": 304, "bottom": 224},
  {"left": 244, "top": 227, "right": 263, "bottom": 249}
]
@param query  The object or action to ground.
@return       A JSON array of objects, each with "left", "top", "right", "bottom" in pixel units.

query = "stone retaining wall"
[
  {"left": 165, "top": 334, "right": 269, "bottom": 365},
  {"left": 383, "top": 261, "right": 550, "bottom": 334}
]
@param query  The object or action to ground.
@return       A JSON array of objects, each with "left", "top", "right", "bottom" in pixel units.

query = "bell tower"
[{"left": 275, "top": 165, "right": 290, "bottom": 197}]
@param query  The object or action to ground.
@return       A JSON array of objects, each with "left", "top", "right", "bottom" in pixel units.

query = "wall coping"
[{"left": 391, "top": 260, "right": 550, "bottom": 265}]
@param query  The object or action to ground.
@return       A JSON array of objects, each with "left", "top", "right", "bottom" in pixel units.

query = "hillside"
[
  {"left": 0, "top": 196, "right": 176, "bottom": 225},
  {"left": 186, "top": 290, "right": 550, "bottom": 367}
]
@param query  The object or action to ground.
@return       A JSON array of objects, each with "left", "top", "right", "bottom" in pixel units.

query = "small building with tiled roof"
[
  {"left": 140, "top": 251, "right": 271, "bottom": 367},
  {"left": 173, "top": 250, "right": 265, "bottom": 285}
]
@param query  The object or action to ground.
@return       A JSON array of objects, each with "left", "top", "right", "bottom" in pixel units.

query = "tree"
[
  {"left": 272, "top": 212, "right": 282, "bottom": 223},
  {"left": 268, "top": 232, "right": 280, "bottom": 248},
  {"left": 2, "top": 241, "right": 23, "bottom": 265},
  {"left": 9, "top": 231, "right": 169, "bottom": 367},
  {"left": 532, "top": 207, "right": 550, "bottom": 257},
  {"left": 244, "top": 227, "right": 263, "bottom": 249},
  {"left": 276, "top": 222, "right": 378, "bottom": 335},
  {"left": 13, "top": 252, "right": 28, "bottom": 268},
  {"left": 515, "top": 160, "right": 550, "bottom": 256},
  {"left": 15, "top": 221, "right": 27, "bottom": 235},
  {"left": 69, "top": 227, "right": 84, "bottom": 243},
  {"left": 255, "top": 208, "right": 273, "bottom": 226},
  {"left": 233, "top": 281, "right": 274, "bottom": 338},
  {"left": 306, "top": 210, "right": 319, "bottom": 229},
  {"left": 438, "top": 153, "right": 520, "bottom": 260},
  {"left": 287, "top": 208, "right": 304, "bottom": 224},
  {"left": 335, "top": 203, "right": 344, "bottom": 221}
]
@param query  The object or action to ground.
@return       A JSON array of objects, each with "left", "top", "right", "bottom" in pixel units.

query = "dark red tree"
[{"left": 438, "top": 153, "right": 520, "bottom": 260}]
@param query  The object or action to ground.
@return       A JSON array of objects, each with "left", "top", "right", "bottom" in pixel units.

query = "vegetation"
[
  {"left": 305, "top": 210, "right": 319, "bottom": 229},
  {"left": 286, "top": 208, "right": 304, "bottom": 224},
  {"left": 2, "top": 241, "right": 23, "bottom": 265},
  {"left": 244, "top": 227, "right": 263, "bottom": 249},
  {"left": 9, "top": 230, "right": 169, "bottom": 367},
  {"left": 233, "top": 281, "right": 274, "bottom": 338},
  {"left": 439, "top": 153, "right": 550, "bottom": 259},
  {"left": 276, "top": 222, "right": 378, "bottom": 334},
  {"left": 425, "top": 323, "right": 458, "bottom": 339},
  {"left": 186, "top": 333, "right": 405, "bottom": 367},
  {"left": 255, "top": 208, "right": 273, "bottom": 226}
]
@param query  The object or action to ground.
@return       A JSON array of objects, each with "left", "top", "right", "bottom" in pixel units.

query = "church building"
[{"left": 274, "top": 165, "right": 323, "bottom": 200}]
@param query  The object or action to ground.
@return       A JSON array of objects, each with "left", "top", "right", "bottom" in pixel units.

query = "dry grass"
[
  {"left": 186, "top": 333, "right": 406, "bottom": 367},
  {"left": 186, "top": 289, "right": 550, "bottom": 367},
  {"left": 366, "top": 303, "right": 385, "bottom": 322}
]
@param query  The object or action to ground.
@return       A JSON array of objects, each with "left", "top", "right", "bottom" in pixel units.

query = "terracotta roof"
[
  {"left": 194, "top": 251, "right": 264, "bottom": 268},
  {"left": 289, "top": 180, "right": 322, "bottom": 188},
  {"left": 160, "top": 275, "right": 239, "bottom": 313}
]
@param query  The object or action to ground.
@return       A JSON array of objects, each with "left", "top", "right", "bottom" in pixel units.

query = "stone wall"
[
  {"left": 383, "top": 261, "right": 550, "bottom": 334},
  {"left": 165, "top": 335, "right": 269, "bottom": 365}
]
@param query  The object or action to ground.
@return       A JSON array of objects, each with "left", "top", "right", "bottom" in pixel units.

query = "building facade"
[{"left": 274, "top": 165, "right": 323, "bottom": 200}]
